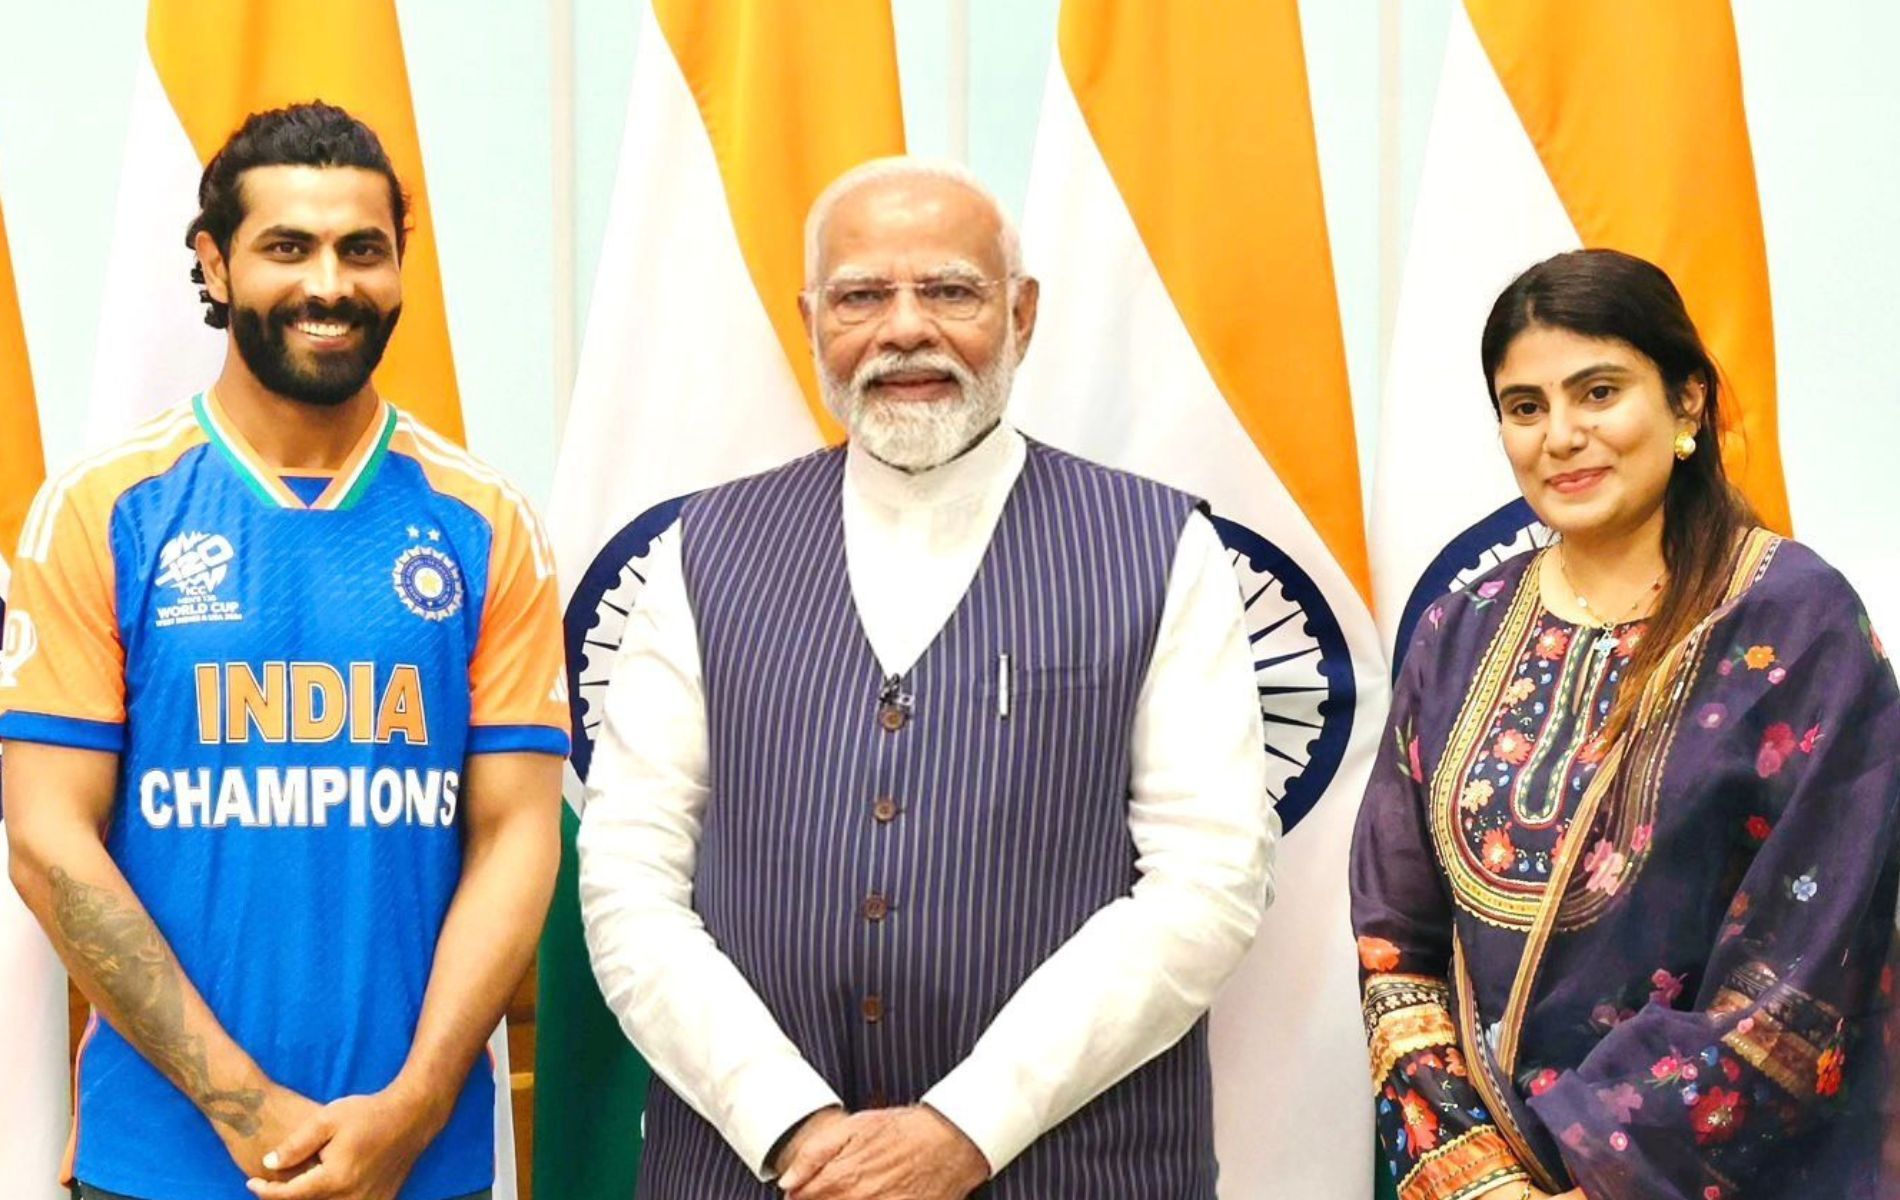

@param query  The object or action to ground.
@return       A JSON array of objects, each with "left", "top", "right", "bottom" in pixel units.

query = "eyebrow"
[
  {"left": 926, "top": 260, "right": 986, "bottom": 282},
  {"left": 1562, "top": 362, "right": 1633, "bottom": 388},
  {"left": 823, "top": 259, "right": 989, "bottom": 287},
  {"left": 249, "top": 225, "right": 394, "bottom": 247},
  {"left": 825, "top": 266, "right": 886, "bottom": 286},
  {"left": 1496, "top": 361, "right": 1634, "bottom": 401}
]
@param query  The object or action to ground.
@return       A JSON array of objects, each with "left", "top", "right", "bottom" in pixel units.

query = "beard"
[
  {"left": 819, "top": 332, "right": 1017, "bottom": 472},
  {"left": 230, "top": 295, "right": 401, "bottom": 408}
]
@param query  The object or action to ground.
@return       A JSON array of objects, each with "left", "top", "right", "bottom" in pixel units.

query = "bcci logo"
[
  {"left": 393, "top": 544, "right": 464, "bottom": 621},
  {"left": 154, "top": 532, "right": 243, "bottom": 628}
]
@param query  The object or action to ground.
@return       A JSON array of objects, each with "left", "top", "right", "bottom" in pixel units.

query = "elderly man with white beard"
[{"left": 576, "top": 158, "right": 1276, "bottom": 1200}]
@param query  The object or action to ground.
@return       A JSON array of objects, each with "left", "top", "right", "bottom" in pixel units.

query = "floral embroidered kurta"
[{"left": 1351, "top": 533, "right": 1900, "bottom": 1200}]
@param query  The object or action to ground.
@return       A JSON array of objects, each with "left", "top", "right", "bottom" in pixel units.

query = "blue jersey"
[{"left": 0, "top": 393, "right": 569, "bottom": 1199}]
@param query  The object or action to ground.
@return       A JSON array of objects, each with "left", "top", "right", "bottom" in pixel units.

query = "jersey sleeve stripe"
[
  {"left": 21, "top": 405, "right": 198, "bottom": 562},
  {"left": 466, "top": 724, "right": 571, "bottom": 756},
  {"left": 0, "top": 712, "right": 127, "bottom": 753},
  {"left": 397, "top": 418, "right": 555, "bottom": 580},
  {"left": 400, "top": 419, "right": 555, "bottom": 574}
]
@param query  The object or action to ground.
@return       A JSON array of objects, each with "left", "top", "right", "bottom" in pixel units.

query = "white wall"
[{"left": 1, "top": 0, "right": 1893, "bottom": 624}]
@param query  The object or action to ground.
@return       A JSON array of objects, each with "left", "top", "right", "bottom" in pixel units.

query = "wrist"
[
  {"left": 919, "top": 1104, "right": 990, "bottom": 1185},
  {"left": 199, "top": 1057, "right": 272, "bottom": 1135},
  {"left": 384, "top": 1068, "right": 456, "bottom": 1139},
  {"left": 770, "top": 1105, "right": 841, "bottom": 1174}
]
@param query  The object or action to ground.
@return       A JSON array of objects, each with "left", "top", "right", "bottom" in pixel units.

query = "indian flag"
[
  {"left": 0, "top": 177, "right": 67, "bottom": 1200},
  {"left": 1011, "top": 2, "right": 1384, "bottom": 1195},
  {"left": 537, "top": 1, "right": 902, "bottom": 1194},
  {"left": 86, "top": 3, "right": 514, "bottom": 1193},
  {"left": 1370, "top": 0, "right": 1789, "bottom": 661}
]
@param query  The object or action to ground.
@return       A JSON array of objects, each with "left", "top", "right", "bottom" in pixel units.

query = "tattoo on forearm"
[{"left": 48, "top": 867, "right": 263, "bottom": 1135}]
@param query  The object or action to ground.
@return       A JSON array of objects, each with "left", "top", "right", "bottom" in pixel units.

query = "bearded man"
[
  {"left": 577, "top": 158, "right": 1276, "bottom": 1200},
  {"left": 1, "top": 103, "right": 567, "bottom": 1200}
]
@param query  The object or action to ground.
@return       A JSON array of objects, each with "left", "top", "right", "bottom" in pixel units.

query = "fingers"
[
  {"left": 786, "top": 1154, "right": 862, "bottom": 1200},
  {"left": 247, "top": 1162, "right": 339, "bottom": 1200},
  {"left": 263, "top": 1110, "right": 338, "bottom": 1174},
  {"left": 786, "top": 1116, "right": 894, "bottom": 1200},
  {"left": 777, "top": 1116, "right": 858, "bottom": 1190}
]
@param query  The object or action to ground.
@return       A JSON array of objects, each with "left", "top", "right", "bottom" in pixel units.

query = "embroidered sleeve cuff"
[
  {"left": 728, "top": 1058, "right": 843, "bottom": 1180},
  {"left": 466, "top": 723, "right": 571, "bottom": 756},
  {"left": 1399, "top": 1125, "right": 1526, "bottom": 1200},
  {"left": 0, "top": 712, "right": 125, "bottom": 753},
  {"left": 1363, "top": 973, "right": 1458, "bottom": 1091},
  {"left": 921, "top": 1067, "right": 1037, "bottom": 1175}
]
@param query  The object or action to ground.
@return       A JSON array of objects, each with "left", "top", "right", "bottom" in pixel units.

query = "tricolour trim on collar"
[{"left": 193, "top": 390, "right": 397, "bottom": 511}]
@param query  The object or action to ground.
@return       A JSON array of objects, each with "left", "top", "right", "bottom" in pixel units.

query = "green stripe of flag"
[{"left": 534, "top": 803, "right": 652, "bottom": 1196}]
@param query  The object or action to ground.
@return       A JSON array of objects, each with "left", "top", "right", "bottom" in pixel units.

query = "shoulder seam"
[
  {"left": 20, "top": 406, "right": 198, "bottom": 563},
  {"left": 396, "top": 417, "right": 554, "bottom": 580}
]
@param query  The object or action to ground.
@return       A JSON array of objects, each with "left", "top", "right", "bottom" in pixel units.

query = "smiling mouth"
[
  {"left": 869, "top": 371, "right": 955, "bottom": 396},
  {"left": 293, "top": 319, "right": 357, "bottom": 340},
  {"left": 1547, "top": 468, "right": 1609, "bottom": 493}
]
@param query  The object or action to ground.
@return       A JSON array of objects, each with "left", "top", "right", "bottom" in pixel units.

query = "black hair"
[{"left": 185, "top": 101, "right": 409, "bottom": 329}]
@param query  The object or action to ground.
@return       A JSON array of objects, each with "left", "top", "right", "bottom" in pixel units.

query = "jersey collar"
[{"left": 193, "top": 389, "right": 398, "bottom": 511}]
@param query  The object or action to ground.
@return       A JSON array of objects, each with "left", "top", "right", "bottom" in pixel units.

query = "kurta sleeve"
[
  {"left": 1352, "top": 605, "right": 1531, "bottom": 1200},
  {"left": 577, "top": 523, "right": 842, "bottom": 1179},
  {"left": 1528, "top": 569, "right": 1900, "bottom": 1200}
]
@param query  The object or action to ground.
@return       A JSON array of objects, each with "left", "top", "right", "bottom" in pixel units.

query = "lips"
[
  {"left": 1547, "top": 467, "right": 1609, "bottom": 495},
  {"left": 274, "top": 300, "right": 371, "bottom": 349},
  {"left": 292, "top": 318, "right": 358, "bottom": 344},
  {"left": 867, "top": 369, "right": 957, "bottom": 400}
]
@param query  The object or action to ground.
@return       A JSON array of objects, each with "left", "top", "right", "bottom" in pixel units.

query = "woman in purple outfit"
[{"left": 1351, "top": 248, "right": 1900, "bottom": 1200}]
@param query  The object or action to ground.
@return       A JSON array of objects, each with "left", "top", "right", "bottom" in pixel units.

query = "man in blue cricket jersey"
[{"left": 0, "top": 103, "right": 568, "bottom": 1200}]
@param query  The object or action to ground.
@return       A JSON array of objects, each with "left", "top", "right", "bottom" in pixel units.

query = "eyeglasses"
[{"left": 811, "top": 276, "right": 1012, "bottom": 325}]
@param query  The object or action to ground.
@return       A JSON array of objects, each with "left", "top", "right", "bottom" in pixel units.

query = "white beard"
[{"left": 819, "top": 331, "right": 1017, "bottom": 471}]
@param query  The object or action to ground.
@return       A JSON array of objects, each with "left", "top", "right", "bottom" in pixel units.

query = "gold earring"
[{"left": 1673, "top": 429, "right": 1697, "bottom": 461}]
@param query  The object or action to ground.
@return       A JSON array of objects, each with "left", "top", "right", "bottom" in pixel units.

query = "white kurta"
[{"left": 577, "top": 424, "right": 1277, "bottom": 1177}]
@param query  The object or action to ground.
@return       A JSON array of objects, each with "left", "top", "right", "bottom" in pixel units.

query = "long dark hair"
[{"left": 1480, "top": 249, "right": 1757, "bottom": 740}]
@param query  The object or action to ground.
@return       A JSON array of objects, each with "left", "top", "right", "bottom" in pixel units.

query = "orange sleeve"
[
  {"left": 0, "top": 477, "right": 127, "bottom": 751},
  {"left": 465, "top": 495, "right": 570, "bottom": 757}
]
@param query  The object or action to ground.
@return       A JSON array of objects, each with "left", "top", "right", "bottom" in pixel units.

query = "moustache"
[{"left": 851, "top": 351, "right": 975, "bottom": 395}]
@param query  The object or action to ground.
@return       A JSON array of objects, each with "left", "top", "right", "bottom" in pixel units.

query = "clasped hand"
[
  {"left": 777, "top": 1104, "right": 990, "bottom": 1200},
  {"left": 225, "top": 1078, "right": 443, "bottom": 1200}
]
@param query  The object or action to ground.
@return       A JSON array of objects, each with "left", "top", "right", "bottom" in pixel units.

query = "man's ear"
[
  {"left": 193, "top": 230, "right": 230, "bottom": 306},
  {"left": 1010, "top": 276, "right": 1040, "bottom": 362}
]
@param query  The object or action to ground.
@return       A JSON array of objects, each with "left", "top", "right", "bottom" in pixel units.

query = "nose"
[
  {"left": 1544, "top": 397, "right": 1589, "bottom": 456},
  {"left": 875, "top": 285, "right": 938, "bottom": 353},
  {"left": 302, "top": 248, "right": 346, "bottom": 306}
]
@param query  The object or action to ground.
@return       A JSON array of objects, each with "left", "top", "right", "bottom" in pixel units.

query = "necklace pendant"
[{"left": 1592, "top": 631, "right": 1619, "bottom": 659}]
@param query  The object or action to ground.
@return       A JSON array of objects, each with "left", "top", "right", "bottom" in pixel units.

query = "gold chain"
[{"left": 1556, "top": 543, "right": 1663, "bottom": 630}]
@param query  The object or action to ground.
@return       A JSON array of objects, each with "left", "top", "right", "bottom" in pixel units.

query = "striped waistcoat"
[{"left": 639, "top": 440, "right": 1216, "bottom": 1198}]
